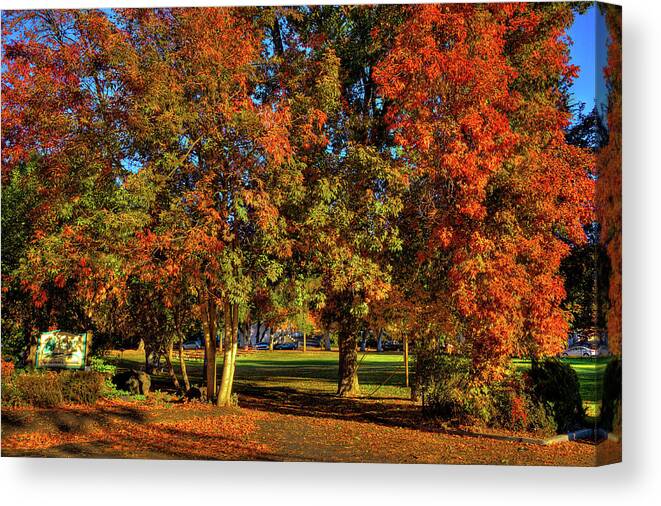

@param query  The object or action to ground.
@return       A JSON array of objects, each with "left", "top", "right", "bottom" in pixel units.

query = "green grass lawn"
[
  {"left": 113, "top": 349, "right": 412, "bottom": 399},
  {"left": 111, "top": 349, "right": 611, "bottom": 415}
]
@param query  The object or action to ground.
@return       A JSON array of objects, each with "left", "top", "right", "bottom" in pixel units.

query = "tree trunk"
[
  {"left": 404, "top": 334, "right": 409, "bottom": 388},
  {"left": 165, "top": 341, "right": 183, "bottom": 394},
  {"left": 25, "top": 324, "right": 38, "bottom": 369},
  {"left": 217, "top": 302, "right": 235, "bottom": 406},
  {"left": 178, "top": 334, "right": 190, "bottom": 392},
  {"left": 337, "top": 324, "right": 360, "bottom": 397},
  {"left": 303, "top": 332, "right": 307, "bottom": 353},
  {"left": 227, "top": 303, "right": 239, "bottom": 397},
  {"left": 202, "top": 297, "right": 217, "bottom": 402},
  {"left": 217, "top": 312, "right": 224, "bottom": 353},
  {"left": 255, "top": 320, "right": 262, "bottom": 345},
  {"left": 377, "top": 328, "right": 383, "bottom": 352},
  {"left": 324, "top": 331, "right": 331, "bottom": 351},
  {"left": 145, "top": 347, "right": 153, "bottom": 374},
  {"left": 243, "top": 318, "right": 251, "bottom": 350}
]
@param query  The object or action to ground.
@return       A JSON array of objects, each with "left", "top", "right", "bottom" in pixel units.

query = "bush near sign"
[{"left": 35, "top": 330, "right": 91, "bottom": 370}]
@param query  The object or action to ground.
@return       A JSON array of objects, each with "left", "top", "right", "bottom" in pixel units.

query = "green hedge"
[
  {"left": 2, "top": 368, "right": 105, "bottom": 408},
  {"left": 599, "top": 358, "right": 622, "bottom": 432},
  {"left": 528, "top": 358, "right": 585, "bottom": 433}
]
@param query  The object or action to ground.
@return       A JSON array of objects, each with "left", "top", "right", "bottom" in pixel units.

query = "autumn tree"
[
  {"left": 2, "top": 9, "right": 299, "bottom": 406},
  {"left": 2, "top": 10, "right": 146, "bottom": 362},
  {"left": 561, "top": 107, "right": 610, "bottom": 333},
  {"left": 596, "top": 5, "right": 622, "bottom": 355},
  {"left": 374, "top": 3, "right": 595, "bottom": 382},
  {"left": 2, "top": 4, "right": 608, "bottom": 400},
  {"left": 279, "top": 5, "right": 410, "bottom": 396},
  {"left": 106, "top": 7, "right": 305, "bottom": 405}
]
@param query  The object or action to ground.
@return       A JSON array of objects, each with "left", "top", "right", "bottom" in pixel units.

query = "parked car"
[
  {"left": 182, "top": 339, "right": 203, "bottom": 350},
  {"left": 382, "top": 340, "right": 403, "bottom": 352},
  {"left": 254, "top": 342, "right": 270, "bottom": 351},
  {"left": 274, "top": 341, "right": 298, "bottom": 350},
  {"left": 560, "top": 345, "right": 597, "bottom": 358}
]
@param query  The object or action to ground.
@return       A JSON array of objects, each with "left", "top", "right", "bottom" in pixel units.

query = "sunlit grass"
[{"left": 110, "top": 349, "right": 610, "bottom": 408}]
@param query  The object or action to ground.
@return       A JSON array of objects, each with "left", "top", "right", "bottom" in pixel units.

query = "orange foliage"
[
  {"left": 375, "top": 3, "right": 595, "bottom": 380},
  {"left": 596, "top": 6, "right": 622, "bottom": 355}
]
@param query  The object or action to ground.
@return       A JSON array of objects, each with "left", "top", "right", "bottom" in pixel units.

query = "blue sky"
[{"left": 567, "top": 3, "right": 610, "bottom": 117}]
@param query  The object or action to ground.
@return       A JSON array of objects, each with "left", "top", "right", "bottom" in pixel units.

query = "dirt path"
[{"left": 1, "top": 398, "right": 620, "bottom": 466}]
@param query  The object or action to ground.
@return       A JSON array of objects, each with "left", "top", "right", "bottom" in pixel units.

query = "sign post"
[{"left": 34, "top": 330, "right": 91, "bottom": 370}]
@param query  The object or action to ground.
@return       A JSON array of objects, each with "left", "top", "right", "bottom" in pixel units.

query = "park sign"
[{"left": 35, "top": 330, "right": 91, "bottom": 370}]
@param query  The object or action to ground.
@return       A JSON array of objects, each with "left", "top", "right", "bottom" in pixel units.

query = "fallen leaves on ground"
[
  {"left": 2, "top": 399, "right": 269, "bottom": 460},
  {"left": 1, "top": 398, "right": 619, "bottom": 466}
]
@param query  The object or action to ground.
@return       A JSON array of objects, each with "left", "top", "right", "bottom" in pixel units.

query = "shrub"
[
  {"left": 1, "top": 368, "right": 105, "bottom": 407},
  {"left": 88, "top": 355, "right": 133, "bottom": 399},
  {"left": 1, "top": 374, "right": 23, "bottom": 408},
  {"left": 89, "top": 356, "right": 117, "bottom": 376},
  {"left": 528, "top": 358, "right": 585, "bottom": 433},
  {"left": 2, "top": 358, "right": 16, "bottom": 378},
  {"left": 100, "top": 379, "right": 133, "bottom": 399},
  {"left": 416, "top": 347, "right": 571, "bottom": 435},
  {"left": 11, "top": 371, "right": 64, "bottom": 407},
  {"left": 489, "top": 374, "right": 556, "bottom": 435},
  {"left": 417, "top": 351, "right": 473, "bottom": 421},
  {"left": 59, "top": 370, "right": 105, "bottom": 404},
  {"left": 599, "top": 358, "right": 622, "bottom": 432}
]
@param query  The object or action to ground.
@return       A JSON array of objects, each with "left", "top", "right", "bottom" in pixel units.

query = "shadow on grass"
[{"left": 235, "top": 384, "right": 425, "bottom": 433}]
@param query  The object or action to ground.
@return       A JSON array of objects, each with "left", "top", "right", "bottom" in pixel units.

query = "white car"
[
  {"left": 561, "top": 345, "right": 597, "bottom": 358},
  {"left": 182, "top": 339, "right": 203, "bottom": 350}
]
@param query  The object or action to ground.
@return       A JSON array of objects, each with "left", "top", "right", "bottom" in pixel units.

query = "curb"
[{"left": 434, "top": 427, "right": 619, "bottom": 446}]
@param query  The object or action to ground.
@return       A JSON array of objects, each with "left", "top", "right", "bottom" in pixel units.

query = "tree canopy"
[{"left": 2, "top": 4, "right": 618, "bottom": 399}]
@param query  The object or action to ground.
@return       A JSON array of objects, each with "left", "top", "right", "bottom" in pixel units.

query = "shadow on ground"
[{"left": 235, "top": 384, "right": 426, "bottom": 432}]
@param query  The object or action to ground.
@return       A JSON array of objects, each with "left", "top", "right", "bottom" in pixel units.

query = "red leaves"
[
  {"left": 373, "top": 3, "right": 595, "bottom": 380},
  {"left": 2, "top": 398, "right": 612, "bottom": 465},
  {"left": 53, "top": 274, "right": 66, "bottom": 289}
]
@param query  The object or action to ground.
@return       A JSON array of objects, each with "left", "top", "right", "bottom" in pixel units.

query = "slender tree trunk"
[
  {"left": 404, "top": 334, "right": 409, "bottom": 388},
  {"left": 303, "top": 332, "right": 307, "bottom": 353},
  {"left": 269, "top": 326, "right": 274, "bottom": 351},
  {"left": 325, "top": 330, "right": 331, "bottom": 351},
  {"left": 377, "top": 328, "right": 383, "bottom": 352},
  {"left": 227, "top": 303, "right": 239, "bottom": 398},
  {"left": 243, "top": 318, "right": 251, "bottom": 350},
  {"left": 165, "top": 341, "right": 183, "bottom": 394},
  {"left": 177, "top": 334, "right": 190, "bottom": 392},
  {"left": 255, "top": 320, "right": 262, "bottom": 344},
  {"left": 217, "top": 302, "right": 234, "bottom": 406},
  {"left": 337, "top": 323, "right": 360, "bottom": 397},
  {"left": 145, "top": 347, "right": 153, "bottom": 374},
  {"left": 25, "top": 324, "right": 38, "bottom": 369},
  {"left": 217, "top": 312, "right": 224, "bottom": 353},
  {"left": 202, "top": 346, "right": 208, "bottom": 390},
  {"left": 217, "top": 303, "right": 239, "bottom": 407},
  {"left": 202, "top": 296, "right": 217, "bottom": 402},
  {"left": 410, "top": 340, "right": 420, "bottom": 402}
]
